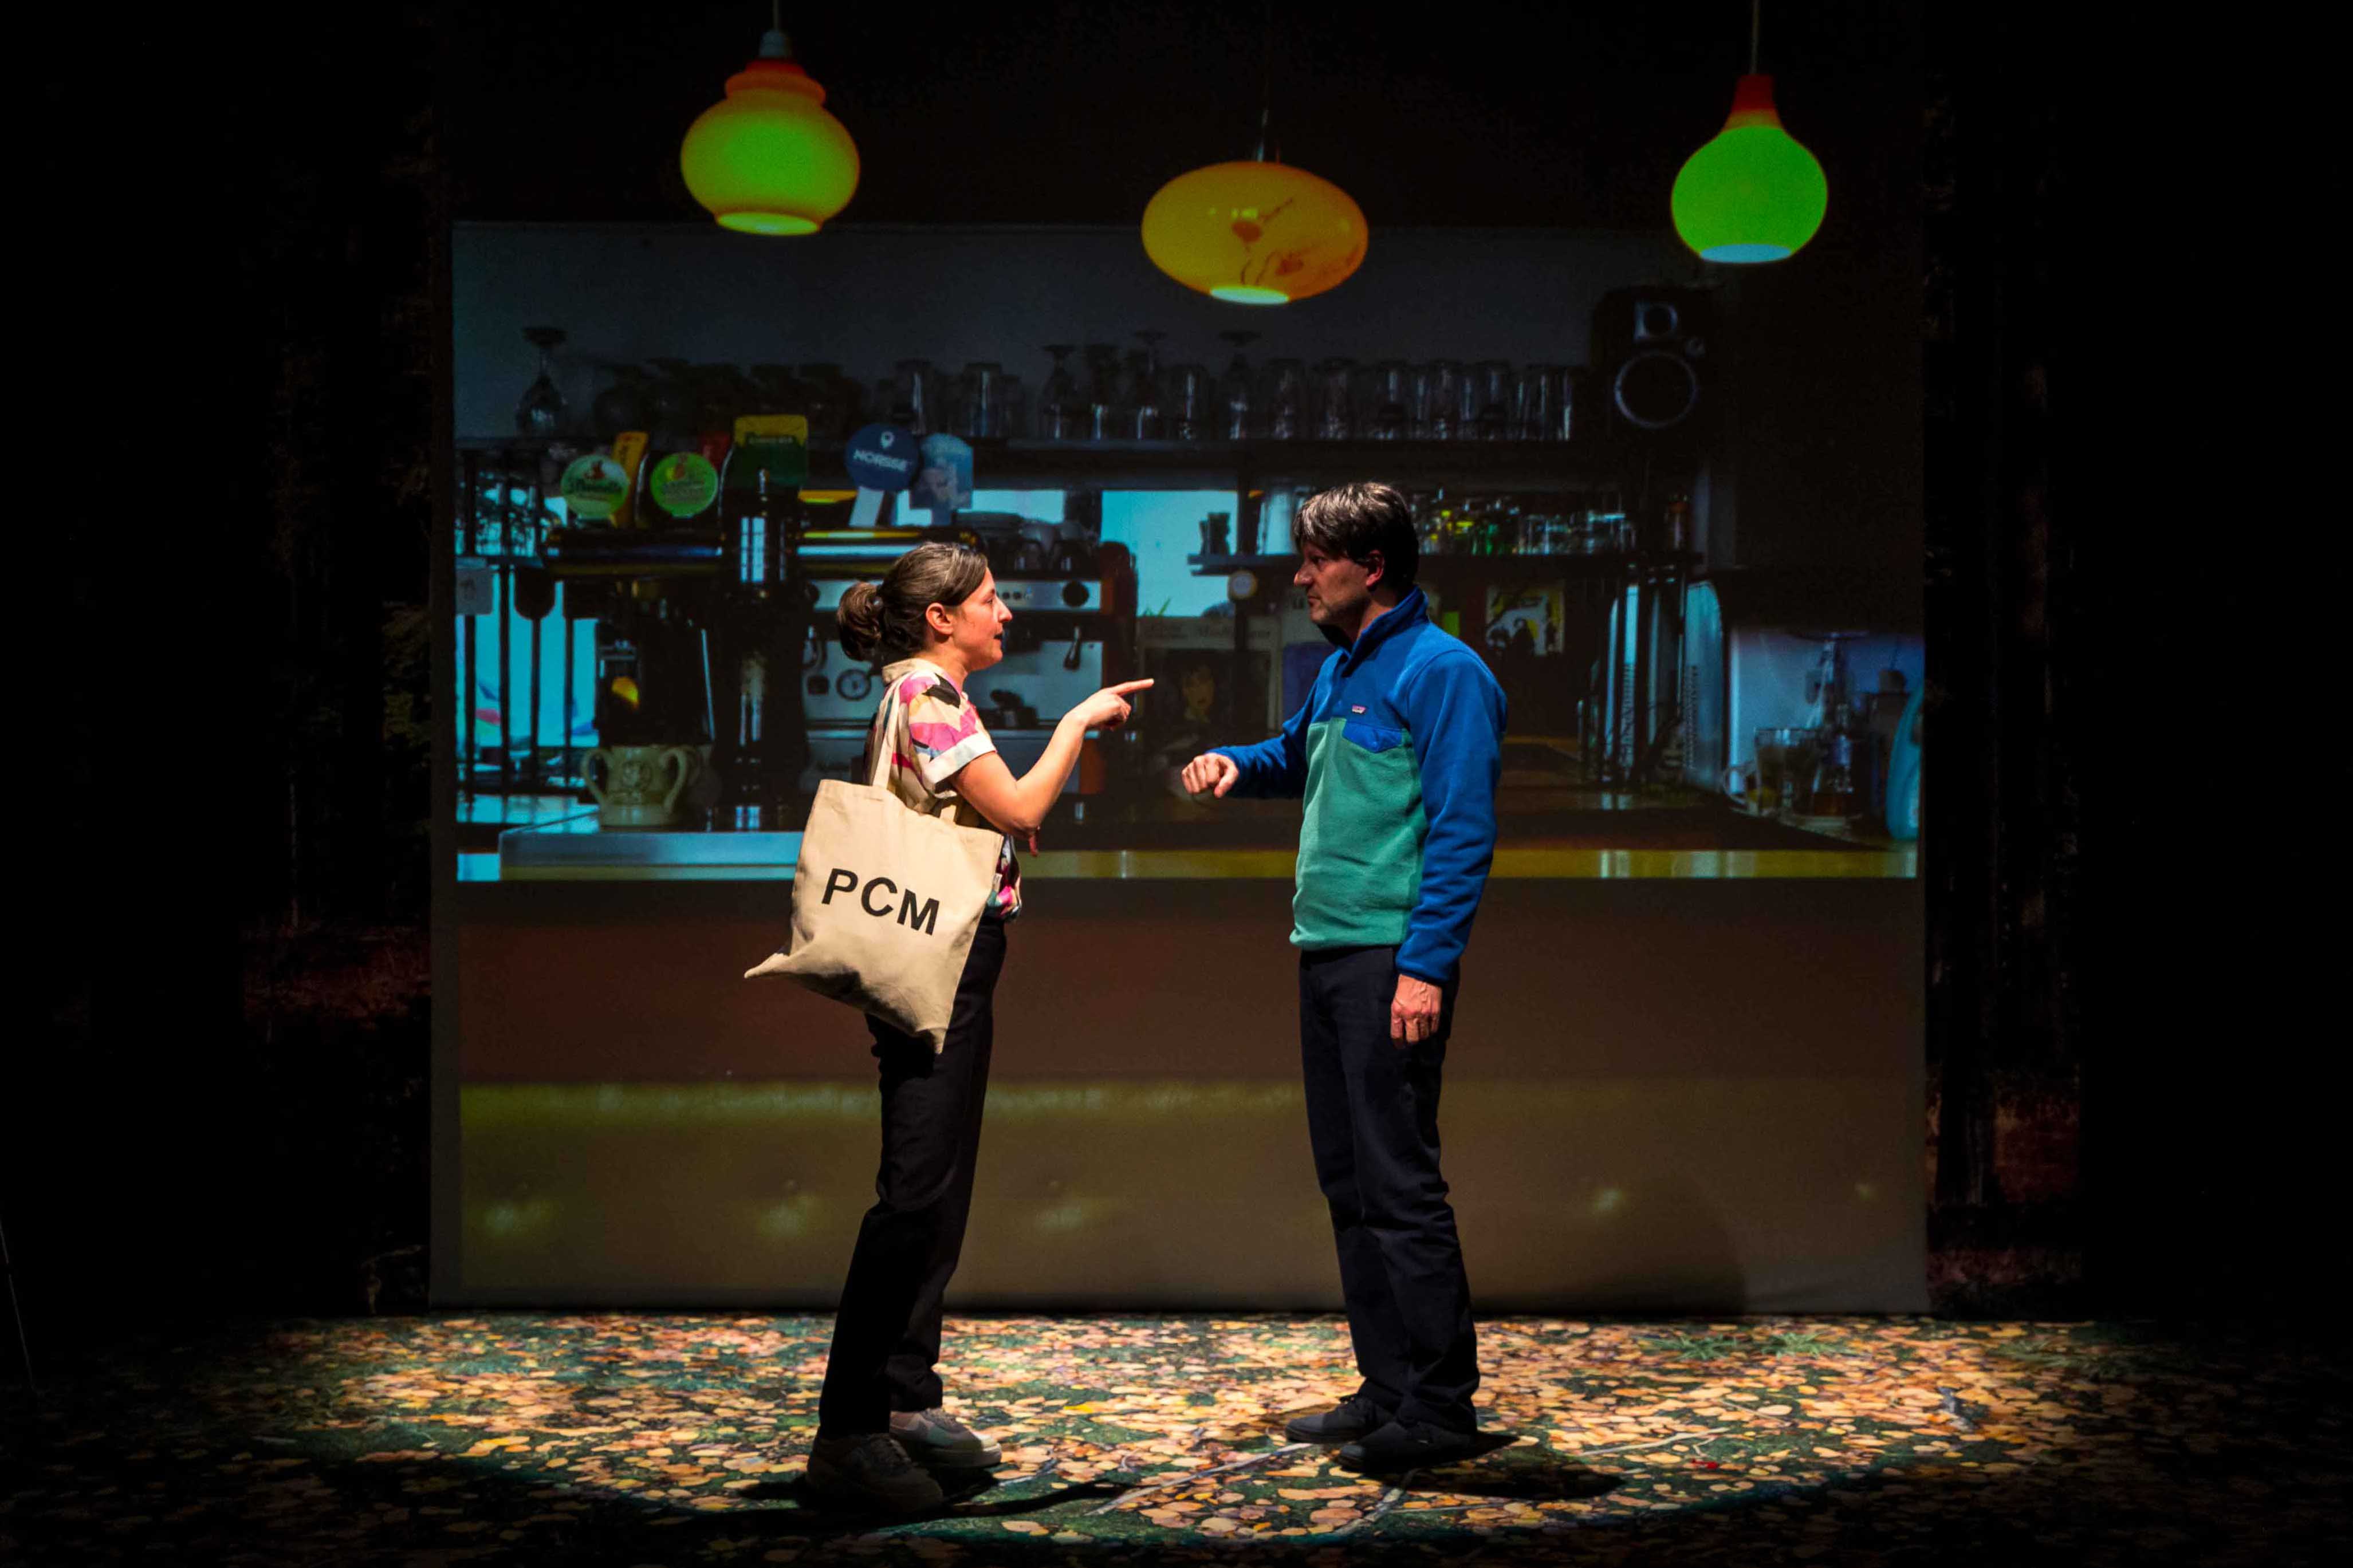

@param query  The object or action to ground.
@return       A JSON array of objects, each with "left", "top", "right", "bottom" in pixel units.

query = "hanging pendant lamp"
[
  {"left": 681, "top": 7, "right": 859, "bottom": 235},
  {"left": 1140, "top": 6, "right": 1366, "bottom": 305},
  {"left": 1671, "top": 0, "right": 1827, "bottom": 263}
]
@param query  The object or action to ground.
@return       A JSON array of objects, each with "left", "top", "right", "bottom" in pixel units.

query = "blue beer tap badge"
[
  {"left": 913, "top": 434, "right": 974, "bottom": 519},
  {"left": 844, "top": 424, "right": 919, "bottom": 493}
]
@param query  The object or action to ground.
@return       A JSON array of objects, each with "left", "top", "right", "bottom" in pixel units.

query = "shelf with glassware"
[
  {"left": 537, "top": 337, "right": 1599, "bottom": 449},
  {"left": 458, "top": 432, "right": 1614, "bottom": 493}
]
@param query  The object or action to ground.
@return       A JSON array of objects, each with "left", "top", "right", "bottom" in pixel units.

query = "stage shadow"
[
  {"left": 13, "top": 1412, "right": 2343, "bottom": 1568},
  {"left": 739, "top": 1467, "right": 1133, "bottom": 1522},
  {"left": 1368, "top": 1436, "right": 1622, "bottom": 1502}
]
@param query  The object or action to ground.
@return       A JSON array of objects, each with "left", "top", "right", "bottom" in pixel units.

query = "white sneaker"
[{"left": 888, "top": 1407, "right": 1003, "bottom": 1469}]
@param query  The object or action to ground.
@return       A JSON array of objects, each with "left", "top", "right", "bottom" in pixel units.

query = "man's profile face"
[{"left": 1296, "top": 541, "right": 1379, "bottom": 628}]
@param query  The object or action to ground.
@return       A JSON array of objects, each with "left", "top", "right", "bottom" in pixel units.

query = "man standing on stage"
[{"left": 1181, "top": 482, "right": 1506, "bottom": 1472}]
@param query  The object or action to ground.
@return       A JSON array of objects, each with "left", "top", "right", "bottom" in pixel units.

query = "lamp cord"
[
  {"left": 1750, "top": 0, "right": 1761, "bottom": 74},
  {"left": 1256, "top": 0, "right": 1274, "bottom": 161}
]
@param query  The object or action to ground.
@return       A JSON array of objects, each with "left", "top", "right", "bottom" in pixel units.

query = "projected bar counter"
[{"left": 471, "top": 801, "right": 1916, "bottom": 881}]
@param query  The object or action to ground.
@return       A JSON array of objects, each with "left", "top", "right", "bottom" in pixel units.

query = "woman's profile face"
[{"left": 938, "top": 569, "right": 1012, "bottom": 671}]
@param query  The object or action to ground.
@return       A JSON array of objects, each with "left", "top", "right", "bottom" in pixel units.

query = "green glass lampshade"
[
  {"left": 681, "top": 32, "right": 859, "bottom": 236},
  {"left": 1671, "top": 74, "right": 1827, "bottom": 263}
]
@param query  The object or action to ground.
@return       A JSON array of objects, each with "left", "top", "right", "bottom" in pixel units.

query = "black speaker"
[{"left": 1591, "top": 287, "right": 1718, "bottom": 470}]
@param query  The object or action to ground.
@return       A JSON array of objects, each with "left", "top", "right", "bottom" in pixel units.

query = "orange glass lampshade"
[
  {"left": 1141, "top": 160, "right": 1367, "bottom": 305},
  {"left": 680, "top": 34, "right": 860, "bottom": 235}
]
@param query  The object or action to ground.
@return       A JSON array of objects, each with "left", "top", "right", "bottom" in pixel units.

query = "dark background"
[{"left": 9, "top": 2, "right": 2316, "bottom": 1352}]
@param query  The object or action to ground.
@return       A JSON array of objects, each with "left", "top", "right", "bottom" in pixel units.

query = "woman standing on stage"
[{"left": 805, "top": 541, "right": 1148, "bottom": 1516}]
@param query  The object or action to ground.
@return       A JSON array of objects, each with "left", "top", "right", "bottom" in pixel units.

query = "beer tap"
[{"left": 1063, "top": 625, "right": 1085, "bottom": 672}]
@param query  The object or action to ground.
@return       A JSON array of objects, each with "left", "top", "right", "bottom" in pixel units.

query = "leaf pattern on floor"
[{"left": 4, "top": 1314, "right": 2345, "bottom": 1565}]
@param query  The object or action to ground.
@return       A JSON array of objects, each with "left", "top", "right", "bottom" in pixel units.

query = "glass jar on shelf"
[
  {"left": 892, "top": 359, "right": 942, "bottom": 434},
  {"left": 1423, "top": 361, "right": 1465, "bottom": 440},
  {"left": 1001, "top": 373, "right": 1028, "bottom": 438},
  {"left": 1373, "top": 360, "right": 1411, "bottom": 440},
  {"left": 958, "top": 361, "right": 1005, "bottom": 439},
  {"left": 516, "top": 326, "right": 566, "bottom": 436},
  {"left": 590, "top": 361, "right": 654, "bottom": 437},
  {"left": 1037, "top": 345, "right": 1080, "bottom": 440},
  {"left": 1417, "top": 490, "right": 1450, "bottom": 557},
  {"left": 1559, "top": 365, "right": 1593, "bottom": 443},
  {"left": 1509, "top": 364, "right": 1556, "bottom": 442},
  {"left": 797, "top": 363, "right": 850, "bottom": 441},
  {"left": 1264, "top": 358, "right": 1308, "bottom": 440},
  {"left": 1168, "top": 361, "right": 1212, "bottom": 441},
  {"left": 1084, "top": 344, "right": 1123, "bottom": 441},
  {"left": 1315, "top": 357, "right": 1358, "bottom": 440},
  {"left": 1125, "top": 330, "right": 1167, "bottom": 439},
  {"left": 746, "top": 363, "right": 803, "bottom": 416},
  {"left": 1471, "top": 360, "right": 1512, "bottom": 440},
  {"left": 1217, "top": 330, "right": 1260, "bottom": 439}
]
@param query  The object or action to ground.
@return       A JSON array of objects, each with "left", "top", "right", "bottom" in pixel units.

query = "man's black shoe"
[
  {"left": 803, "top": 1432, "right": 946, "bottom": 1516},
  {"left": 1285, "top": 1394, "right": 1394, "bottom": 1443},
  {"left": 1335, "top": 1419, "right": 1484, "bottom": 1473}
]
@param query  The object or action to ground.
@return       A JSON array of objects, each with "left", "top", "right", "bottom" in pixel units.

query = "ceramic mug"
[{"left": 583, "top": 744, "right": 699, "bottom": 829}]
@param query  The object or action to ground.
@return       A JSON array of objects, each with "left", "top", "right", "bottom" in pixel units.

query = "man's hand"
[
  {"left": 1390, "top": 974, "right": 1443, "bottom": 1047},
  {"left": 1181, "top": 753, "right": 1241, "bottom": 798}
]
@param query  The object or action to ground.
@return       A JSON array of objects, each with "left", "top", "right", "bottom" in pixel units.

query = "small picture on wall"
[
  {"left": 1484, "top": 582, "right": 1568, "bottom": 657},
  {"left": 1137, "top": 643, "right": 1273, "bottom": 790}
]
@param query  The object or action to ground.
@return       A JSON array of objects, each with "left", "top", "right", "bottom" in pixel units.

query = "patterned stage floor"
[{"left": 5, "top": 1313, "right": 2344, "bottom": 1565}]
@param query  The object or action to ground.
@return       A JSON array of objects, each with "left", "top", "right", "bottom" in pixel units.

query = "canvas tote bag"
[{"left": 742, "top": 700, "right": 1003, "bottom": 1047}]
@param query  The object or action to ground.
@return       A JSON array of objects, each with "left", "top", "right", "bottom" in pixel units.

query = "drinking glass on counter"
[
  {"left": 1782, "top": 729, "right": 1824, "bottom": 815},
  {"left": 1037, "top": 345, "right": 1080, "bottom": 439},
  {"left": 1756, "top": 727, "right": 1826, "bottom": 817},
  {"left": 1752, "top": 728, "right": 1792, "bottom": 815}
]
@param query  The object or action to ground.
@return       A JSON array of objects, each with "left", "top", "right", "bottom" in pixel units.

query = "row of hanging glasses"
[
  {"left": 526, "top": 326, "right": 1596, "bottom": 445},
  {"left": 1024, "top": 333, "right": 1592, "bottom": 442}
]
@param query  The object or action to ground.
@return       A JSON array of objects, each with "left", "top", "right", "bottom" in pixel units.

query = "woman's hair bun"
[{"left": 836, "top": 581, "right": 884, "bottom": 661}]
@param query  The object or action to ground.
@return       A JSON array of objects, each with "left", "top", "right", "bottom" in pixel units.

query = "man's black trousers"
[
  {"left": 1299, "top": 943, "right": 1480, "bottom": 1433},
  {"left": 817, "top": 916, "right": 1004, "bottom": 1437}
]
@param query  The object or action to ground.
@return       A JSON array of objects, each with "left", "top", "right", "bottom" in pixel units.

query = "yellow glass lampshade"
[
  {"left": 681, "top": 34, "right": 859, "bottom": 235},
  {"left": 1141, "top": 160, "right": 1367, "bottom": 305}
]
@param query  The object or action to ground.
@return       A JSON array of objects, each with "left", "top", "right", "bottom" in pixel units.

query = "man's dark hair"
[{"left": 1293, "top": 482, "right": 1419, "bottom": 593}]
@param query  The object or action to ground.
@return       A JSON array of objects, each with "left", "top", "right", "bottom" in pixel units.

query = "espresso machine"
[
  {"left": 542, "top": 444, "right": 815, "bottom": 828},
  {"left": 797, "top": 513, "right": 1135, "bottom": 807}
]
